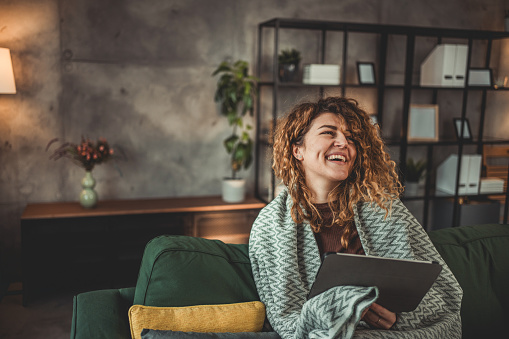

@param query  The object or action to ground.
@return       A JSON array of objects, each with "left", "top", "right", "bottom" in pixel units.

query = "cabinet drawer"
[{"left": 193, "top": 210, "right": 260, "bottom": 244}]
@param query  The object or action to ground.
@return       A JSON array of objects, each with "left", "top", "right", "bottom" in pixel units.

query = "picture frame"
[
  {"left": 408, "top": 104, "right": 439, "bottom": 142},
  {"left": 357, "top": 62, "right": 376, "bottom": 85},
  {"left": 453, "top": 118, "right": 472, "bottom": 140},
  {"left": 468, "top": 68, "right": 493, "bottom": 87}
]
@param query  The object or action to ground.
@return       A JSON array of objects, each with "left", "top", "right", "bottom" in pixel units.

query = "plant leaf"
[
  {"left": 227, "top": 111, "right": 238, "bottom": 125},
  {"left": 241, "top": 131, "right": 250, "bottom": 142},
  {"left": 212, "top": 62, "right": 232, "bottom": 76},
  {"left": 233, "top": 143, "right": 246, "bottom": 162},
  {"left": 224, "top": 135, "right": 239, "bottom": 154}
]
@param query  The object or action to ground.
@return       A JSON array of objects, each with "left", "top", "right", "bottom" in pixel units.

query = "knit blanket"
[{"left": 249, "top": 189, "right": 462, "bottom": 339}]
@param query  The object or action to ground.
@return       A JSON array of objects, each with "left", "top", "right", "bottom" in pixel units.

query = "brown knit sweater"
[{"left": 313, "top": 202, "right": 365, "bottom": 258}]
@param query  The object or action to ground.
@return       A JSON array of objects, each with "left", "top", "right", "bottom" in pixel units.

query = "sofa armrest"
[
  {"left": 429, "top": 224, "right": 509, "bottom": 339},
  {"left": 71, "top": 287, "right": 135, "bottom": 339}
]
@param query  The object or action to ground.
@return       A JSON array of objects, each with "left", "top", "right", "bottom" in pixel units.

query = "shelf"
[
  {"left": 402, "top": 192, "right": 507, "bottom": 201},
  {"left": 259, "top": 81, "right": 509, "bottom": 92},
  {"left": 259, "top": 81, "right": 340, "bottom": 87},
  {"left": 259, "top": 18, "right": 509, "bottom": 40},
  {"left": 256, "top": 18, "right": 509, "bottom": 228},
  {"left": 21, "top": 195, "right": 265, "bottom": 220},
  {"left": 259, "top": 81, "right": 379, "bottom": 88},
  {"left": 255, "top": 136, "right": 509, "bottom": 148},
  {"left": 413, "top": 85, "right": 509, "bottom": 91},
  {"left": 385, "top": 137, "right": 509, "bottom": 147}
]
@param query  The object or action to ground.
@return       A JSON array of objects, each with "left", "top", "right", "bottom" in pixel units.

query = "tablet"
[{"left": 307, "top": 253, "right": 442, "bottom": 313}]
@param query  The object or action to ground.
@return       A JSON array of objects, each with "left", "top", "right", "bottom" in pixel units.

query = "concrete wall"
[{"left": 1, "top": 0, "right": 508, "bottom": 280}]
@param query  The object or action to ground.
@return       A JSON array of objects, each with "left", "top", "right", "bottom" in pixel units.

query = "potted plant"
[
  {"left": 405, "top": 158, "right": 427, "bottom": 196},
  {"left": 278, "top": 48, "right": 301, "bottom": 82},
  {"left": 212, "top": 60, "right": 258, "bottom": 202}
]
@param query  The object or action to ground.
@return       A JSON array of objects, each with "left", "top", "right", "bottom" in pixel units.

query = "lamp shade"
[{"left": 0, "top": 48, "right": 16, "bottom": 94}]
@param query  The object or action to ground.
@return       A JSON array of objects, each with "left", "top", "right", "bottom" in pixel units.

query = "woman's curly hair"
[{"left": 272, "top": 96, "right": 403, "bottom": 248}]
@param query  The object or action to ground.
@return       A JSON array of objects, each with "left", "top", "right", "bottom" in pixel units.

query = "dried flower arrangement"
[{"left": 46, "top": 137, "right": 114, "bottom": 171}]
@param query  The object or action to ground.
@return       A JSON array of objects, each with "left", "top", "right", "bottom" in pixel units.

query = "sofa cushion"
[
  {"left": 129, "top": 301, "right": 265, "bottom": 339},
  {"left": 133, "top": 235, "right": 258, "bottom": 307},
  {"left": 141, "top": 329, "right": 281, "bottom": 338},
  {"left": 428, "top": 223, "right": 509, "bottom": 339}
]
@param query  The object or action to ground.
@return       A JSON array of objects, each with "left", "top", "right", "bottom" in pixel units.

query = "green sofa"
[{"left": 70, "top": 224, "right": 509, "bottom": 339}]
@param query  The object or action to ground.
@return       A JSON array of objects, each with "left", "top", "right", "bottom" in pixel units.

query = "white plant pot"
[{"left": 222, "top": 178, "right": 246, "bottom": 203}]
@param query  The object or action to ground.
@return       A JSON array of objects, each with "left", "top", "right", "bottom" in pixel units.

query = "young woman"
[{"left": 249, "top": 96, "right": 462, "bottom": 338}]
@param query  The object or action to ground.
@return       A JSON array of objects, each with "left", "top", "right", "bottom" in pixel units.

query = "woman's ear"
[{"left": 292, "top": 145, "right": 303, "bottom": 160}]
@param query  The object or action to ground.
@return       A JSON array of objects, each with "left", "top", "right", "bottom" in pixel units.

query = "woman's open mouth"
[{"left": 326, "top": 154, "right": 346, "bottom": 162}]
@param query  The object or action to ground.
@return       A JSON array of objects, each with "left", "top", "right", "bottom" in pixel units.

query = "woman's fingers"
[
  {"left": 363, "top": 303, "right": 397, "bottom": 330},
  {"left": 369, "top": 303, "right": 388, "bottom": 317}
]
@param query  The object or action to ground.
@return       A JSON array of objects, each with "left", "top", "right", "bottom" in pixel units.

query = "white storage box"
[
  {"left": 420, "top": 44, "right": 468, "bottom": 87},
  {"left": 480, "top": 178, "right": 505, "bottom": 194},
  {"left": 303, "top": 64, "right": 340, "bottom": 85}
]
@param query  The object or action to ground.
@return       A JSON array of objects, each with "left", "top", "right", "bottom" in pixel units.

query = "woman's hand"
[{"left": 361, "top": 303, "right": 397, "bottom": 330}]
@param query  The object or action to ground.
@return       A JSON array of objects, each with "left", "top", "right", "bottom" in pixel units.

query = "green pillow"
[
  {"left": 428, "top": 224, "right": 509, "bottom": 339},
  {"left": 133, "top": 235, "right": 259, "bottom": 307}
]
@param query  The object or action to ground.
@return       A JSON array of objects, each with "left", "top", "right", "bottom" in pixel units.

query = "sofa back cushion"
[
  {"left": 133, "top": 235, "right": 258, "bottom": 307},
  {"left": 428, "top": 223, "right": 509, "bottom": 339}
]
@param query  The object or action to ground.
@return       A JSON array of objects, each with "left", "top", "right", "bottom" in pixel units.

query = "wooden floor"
[{"left": 0, "top": 283, "right": 73, "bottom": 339}]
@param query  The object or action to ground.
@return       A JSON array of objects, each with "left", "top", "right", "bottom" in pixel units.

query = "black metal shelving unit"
[{"left": 255, "top": 18, "right": 509, "bottom": 228}]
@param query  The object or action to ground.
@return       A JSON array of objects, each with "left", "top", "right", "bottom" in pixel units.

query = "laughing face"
[{"left": 292, "top": 112, "right": 357, "bottom": 196}]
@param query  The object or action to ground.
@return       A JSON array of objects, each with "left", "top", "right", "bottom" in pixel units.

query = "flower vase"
[{"left": 80, "top": 171, "right": 98, "bottom": 208}]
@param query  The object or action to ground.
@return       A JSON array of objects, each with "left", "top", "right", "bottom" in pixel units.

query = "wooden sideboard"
[{"left": 20, "top": 196, "right": 265, "bottom": 306}]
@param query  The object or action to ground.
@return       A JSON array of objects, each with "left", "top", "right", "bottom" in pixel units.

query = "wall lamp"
[{"left": 0, "top": 47, "right": 16, "bottom": 94}]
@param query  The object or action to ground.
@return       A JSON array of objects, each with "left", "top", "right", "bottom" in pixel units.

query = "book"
[{"left": 307, "top": 253, "right": 442, "bottom": 313}]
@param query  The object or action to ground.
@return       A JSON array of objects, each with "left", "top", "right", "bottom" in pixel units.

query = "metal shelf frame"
[{"left": 255, "top": 18, "right": 509, "bottom": 227}]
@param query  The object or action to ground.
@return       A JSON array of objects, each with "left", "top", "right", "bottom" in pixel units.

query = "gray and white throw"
[{"left": 249, "top": 188, "right": 462, "bottom": 339}]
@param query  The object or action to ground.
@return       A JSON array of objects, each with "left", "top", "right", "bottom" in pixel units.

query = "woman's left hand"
[{"left": 361, "top": 302, "right": 397, "bottom": 330}]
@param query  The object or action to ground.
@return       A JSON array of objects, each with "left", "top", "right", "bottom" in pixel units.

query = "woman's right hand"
[{"left": 361, "top": 303, "right": 397, "bottom": 330}]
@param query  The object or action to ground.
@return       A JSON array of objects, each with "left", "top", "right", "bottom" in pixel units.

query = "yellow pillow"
[{"left": 128, "top": 301, "right": 266, "bottom": 339}]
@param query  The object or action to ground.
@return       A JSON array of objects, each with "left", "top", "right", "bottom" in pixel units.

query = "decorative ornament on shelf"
[{"left": 46, "top": 137, "right": 115, "bottom": 208}]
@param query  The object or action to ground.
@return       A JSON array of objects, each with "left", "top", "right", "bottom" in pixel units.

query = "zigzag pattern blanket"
[{"left": 249, "top": 189, "right": 462, "bottom": 339}]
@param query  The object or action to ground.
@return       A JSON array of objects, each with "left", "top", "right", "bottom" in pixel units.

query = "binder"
[
  {"left": 436, "top": 154, "right": 482, "bottom": 195},
  {"left": 307, "top": 253, "right": 442, "bottom": 313},
  {"left": 453, "top": 45, "right": 468, "bottom": 87},
  {"left": 467, "top": 155, "right": 482, "bottom": 194},
  {"left": 420, "top": 44, "right": 468, "bottom": 87}
]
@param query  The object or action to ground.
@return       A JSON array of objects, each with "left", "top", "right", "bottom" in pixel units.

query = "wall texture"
[{"left": 0, "top": 0, "right": 508, "bottom": 280}]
